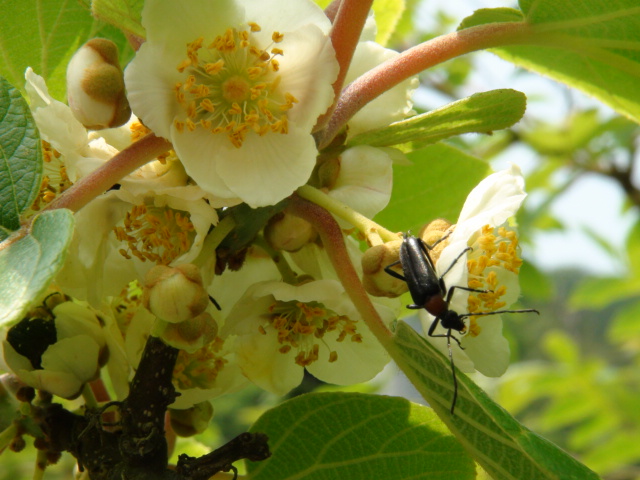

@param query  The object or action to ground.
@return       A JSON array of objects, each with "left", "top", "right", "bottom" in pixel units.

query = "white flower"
[
  {"left": 222, "top": 279, "right": 391, "bottom": 395},
  {"left": 56, "top": 185, "right": 217, "bottom": 306},
  {"left": 2, "top": 298, "right": 109, "bottom": 399},
  {"left": 420, "top": 164, "right": 528, "bottom": 377},
  {"left": 124, "top": 0, "right": 339, "bottom": 207}
]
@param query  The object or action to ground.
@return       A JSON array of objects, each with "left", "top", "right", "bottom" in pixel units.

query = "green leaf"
[
  {"left": 0, "top": 1, "right": 96, "bottom": 100},
  {"left": 91, "top": 0, "right": 145, "bottom": 39},
  {"left": 459, "top": 2, "right": 640, "bottom": 123},
  {"left": 373, "top": 0, "right": 406, "bottom": 46},
  {"left": 388, "top": 322, "right": 601, "bottom": 480},
  {"left": 373, "top": 143, "right": 490, "bottom": 232},
  {"left": 349, "top": 89, "right": 526, "bottom": 149},
  {"left": 0, "top": 209, "right": 74, "bottom": 327},
  {"left": 247, "top": 392, "right": 475, "bottom": 480},
  {"left": 0, "top": 76, "right": 42, "bottom": 231}
]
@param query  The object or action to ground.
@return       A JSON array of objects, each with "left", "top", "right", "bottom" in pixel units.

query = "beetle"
[{"left": 385, "top": 233, "right": 538, "bottom": 414}]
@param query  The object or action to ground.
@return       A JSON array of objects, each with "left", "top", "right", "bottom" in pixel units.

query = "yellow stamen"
[{"left": 172, "top": 23, "right": 295, "bottom": 148}]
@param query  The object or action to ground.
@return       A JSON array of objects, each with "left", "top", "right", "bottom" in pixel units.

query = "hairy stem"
[
  {"left": 45, "top": 133, "right": 172, "bottom": 213},
  {"left": 318, "top": 21, "right": 530, "bottom": 148},
  {"left": 314, "top": 0, "right": 373, "bottom": 132},
  {"left": 288, "top": 195, "right": 392, "bottom": 345}
]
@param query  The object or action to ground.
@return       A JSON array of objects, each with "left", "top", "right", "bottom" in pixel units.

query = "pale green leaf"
[
  {"left": 373, "top": 143, "right": 490, "bottom": 232},
  {"left": 91, "top": 0, "right": 145, "bottom": 39},
  {"left": 247, "top": 392, "right": 475, "bottom": 480},
  {"left": 0, "top": 209, "right": 74, "bottom": 327},
  {"left": 388, "top": 322, "right": 601, "bottom": 480},
  {"left": 349, "top": 89, "right": 526, "bottom": 149},
  {"left": 0, "top": 76, "right": 42, "bottom": 231},
  {"left": 460, "top": 1, "right": 640, "bottom": 123}
]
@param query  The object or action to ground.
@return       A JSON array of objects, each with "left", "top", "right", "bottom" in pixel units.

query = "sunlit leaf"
[
  {"left": 460, "top": 1, "right": 640, "bottom": 123},
  {"left": 0, "top": 1, "right": 95, "bottom": 100},
  {"left": 91, "top": 0, "right": 145, "bottom": 38},
  {"left": 387, "top": 322, "right": 601, "bottom": 480},
  {"left": 248, "top": 392, "right": 475, "bottom": 480},
  {"left": 349, "top": 89, "right": 526, "bottom": 149}
]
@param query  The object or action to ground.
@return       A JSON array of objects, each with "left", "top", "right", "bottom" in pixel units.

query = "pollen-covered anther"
[
  {"left": 113, "top": 204, "right": 196, "bottom": 265},
  {"left": 266, "top": 300, "right": 360, "bottom": 365},
  {"left": 465, "top": 224, "right": 523, "bottom": 318},
  {"left": 174, "top": 337, "right": 228, "bottom": 389},
  {"left": 173, "top": 24, "right": 295, "bottom": 148},
  {"left": 29, "top": 141, "right": 71, "bottom": 212}
]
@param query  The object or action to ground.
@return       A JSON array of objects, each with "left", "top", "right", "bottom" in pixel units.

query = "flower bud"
[
  {"left": 361, "top": 240, "right": 408, "bottom": 298},
  {"left": 169, "top": 401, "right": 214, "bottom": 437},
  {"left": 143, "top": 264, "right": 209, "bottom": 323},
  {"left": 152, "top": 312, "right": 218, "bottom": 353},
  {"left": 66, "top": 38, "right": 131, "bottom": 129},
  {"left": 264, "top": 212, "right": 317, "bottom": 252},
  {"left": 419, "top": 219, "right": 454, "bottom": 264}
]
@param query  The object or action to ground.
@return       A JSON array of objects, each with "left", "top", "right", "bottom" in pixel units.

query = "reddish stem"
[
  {"left": 318, "top": 21, "right": 530, "bottom": 148},
  {"left": 44, "top": 133, "right": 172, "bottom": 213},
  {"left": 314, "top": 0, "right": 373, "bottom": 132},
  {"left": 288, "top": 194, "right": 392, "bottom": 344}
]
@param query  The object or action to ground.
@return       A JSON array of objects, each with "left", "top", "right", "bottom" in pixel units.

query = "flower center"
[
  {"left": 465, "top": 225, "right": 523, "bottom": 337},
  {"left": 173, "top": 337, "right": 228, "bottom": 389},
  {"left": 261, "top": 300, "right": 362, "bottom": 366},
  {"left": 113, "top": 204, "right": 196, "bottom": 265},
  {"left": 173, "top": 23, "right": 298, "bottom": 148}
]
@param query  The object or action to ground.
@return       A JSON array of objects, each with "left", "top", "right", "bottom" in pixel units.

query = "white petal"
[
  {"left": 183, "top": 127, "right": 318, "bottom": 207},
  {"left": 345, "top": 42, "right": 418, "bottom": 137},
  {"left": 240, "top": 0, "right": 331, "bottom": 39},
  {"left": 124, "top": 42, "right": 184, "bottom": 139},
  {"left": 460, "top": 315, "right": 510, "bottom": 377},
  {"left": 276, "top": 27, "right": 339, "bottom": 127},
  {"left": 329, "top": 146, "right": 393, "bottom": 219},
  {"left": 142, "top": 0, "right": 243, "bottom": 56},
  {"left": 307, "top": 314, "right": 390, "bottom": 385},
  {"left": 418, "top": 311, "right": 476, "bottom": 373},
  {"left": 454, "top": 164, "right": 526, "bottom": 240},
  {"left": 234, "top": 330, "right": 303, "bottom": 395},
  {"left": 25, "top": 68, "right": 88, "bottom": 155}
]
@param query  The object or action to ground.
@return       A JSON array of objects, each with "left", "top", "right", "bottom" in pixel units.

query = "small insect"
[{"left": 385, "top": 233, "right": 538, "bottom": 414}]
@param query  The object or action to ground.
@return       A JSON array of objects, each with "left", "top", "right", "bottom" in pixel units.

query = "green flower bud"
[
  {"left": 152, "top": 312, "right": 218, "bottom": 353},
  {"left": 169, "top": 401, "right": 214, "bottom": 437},
  {"left": 143, "top": 264, "right": 209, "bottom": 323},
  {"left": 264, "top": 212, "right": 317, "bottom": 252}
]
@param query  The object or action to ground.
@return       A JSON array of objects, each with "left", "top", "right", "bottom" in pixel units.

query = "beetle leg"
[{"left": 384, "top": 260, "right": 406, "bottom": 281}]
